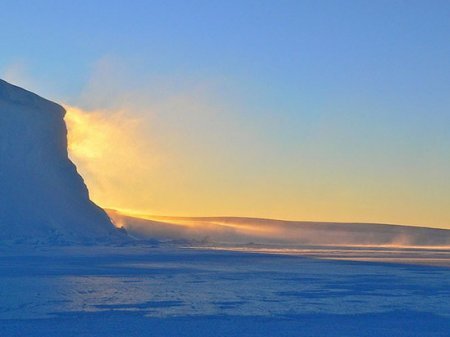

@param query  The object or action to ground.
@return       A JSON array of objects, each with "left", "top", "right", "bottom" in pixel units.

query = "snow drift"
[
  {"left": 0, "top": 79, "right": 124, "bottom": 244},
  {"left": 108, "top": 210, "right": 450, "bottom": 247}
]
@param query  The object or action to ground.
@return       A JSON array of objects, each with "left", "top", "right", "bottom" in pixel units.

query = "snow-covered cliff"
[{"left": 0, "top": 79, "right": 125, "bottom": 244}]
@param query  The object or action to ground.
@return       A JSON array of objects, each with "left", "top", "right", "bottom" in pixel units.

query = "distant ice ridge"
[
  {"left": 0, "top": 79, "right": 126, "bottom": 244},
  {"left": 108, "top": 210, "right": 450, "bottom": 248}
]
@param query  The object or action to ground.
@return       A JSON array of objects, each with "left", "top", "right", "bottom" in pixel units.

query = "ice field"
[{"left": 1, "top": 244, "right": 449, "bottom": 337}]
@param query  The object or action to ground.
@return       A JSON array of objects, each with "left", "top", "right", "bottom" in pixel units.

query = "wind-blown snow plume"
[{"left": 64, "top": 105, "right": 158, "bottom": 211}]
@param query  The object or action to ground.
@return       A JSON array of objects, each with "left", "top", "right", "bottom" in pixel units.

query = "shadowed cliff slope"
[{"left": 0, "top": 79, "right": 125, "bottom": 244}]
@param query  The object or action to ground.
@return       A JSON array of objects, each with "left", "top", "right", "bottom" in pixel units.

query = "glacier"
[{"left": 0, "top": 79, "right": 124, "bottom": 244}]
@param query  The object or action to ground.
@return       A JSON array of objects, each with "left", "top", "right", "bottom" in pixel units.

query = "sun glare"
[
  {"left": 65, "top": 106, "right": 108, "bottom": 159},
  {"left": 64, "top": 105, "right": 157, "bottom": 211}
]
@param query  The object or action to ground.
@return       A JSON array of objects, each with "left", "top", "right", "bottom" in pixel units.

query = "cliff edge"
[{"left": 0, "top": 79, "right": 125, "bottom": 244}]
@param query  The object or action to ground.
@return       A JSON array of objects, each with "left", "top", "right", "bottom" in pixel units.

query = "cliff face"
[{"left": 0, "top": 79, "right": 124, "bottom": 244}]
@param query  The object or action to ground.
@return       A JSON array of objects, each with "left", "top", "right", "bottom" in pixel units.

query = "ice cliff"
[{"left": 0, "top": 79, "right": 125, "bottom": 244}]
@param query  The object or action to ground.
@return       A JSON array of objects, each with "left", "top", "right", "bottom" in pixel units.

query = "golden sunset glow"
[
  {"left": 64, "top": 103, "right": 450, "bottom": 230},
  {"left": 65, "top": 107, "right": 109, "bottom": 159},
  {"left": 64, "top": 105, "right": 159, "bottom": 211}
]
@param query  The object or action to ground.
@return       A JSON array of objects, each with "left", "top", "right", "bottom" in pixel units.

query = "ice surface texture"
[
  {"left": 0, "top": 79, "right": 123, "bottom": 244},
  {"left": 0, "top": 246, "right": 449, "bottom": 337}
]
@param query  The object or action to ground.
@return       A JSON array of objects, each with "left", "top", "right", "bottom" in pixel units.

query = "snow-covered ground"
[{"left": 0, "top": 244, "right": 449, "bottom": 336}]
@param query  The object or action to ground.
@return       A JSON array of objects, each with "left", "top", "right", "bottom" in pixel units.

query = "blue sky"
[
  {"left": 2, "top": 1, "right": 449, "bottom": 100},
  {"left": 1, "top": 1, "right": 449, "bottom": 227}
]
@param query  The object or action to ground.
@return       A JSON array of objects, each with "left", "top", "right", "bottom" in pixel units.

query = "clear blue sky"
[{"left": 1, "top": 1, "right": 449, "bottom": 227}]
